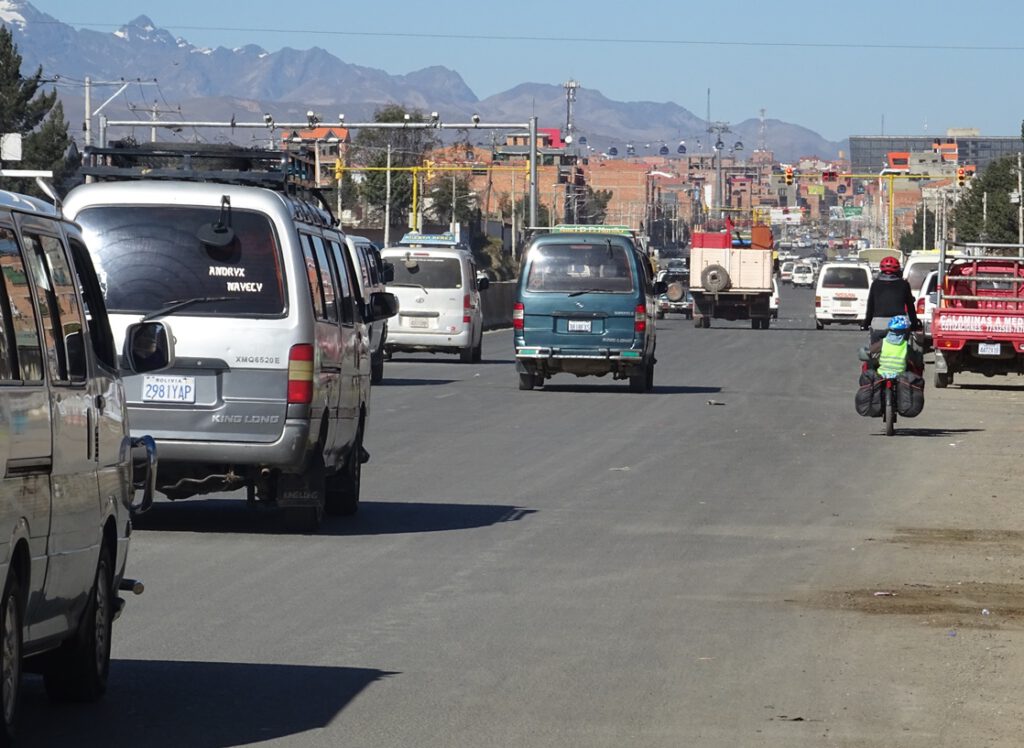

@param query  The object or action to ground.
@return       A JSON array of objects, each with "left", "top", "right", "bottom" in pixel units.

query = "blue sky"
[{"left": 25, "top": 0, "right": 1024, "bottom": 143}]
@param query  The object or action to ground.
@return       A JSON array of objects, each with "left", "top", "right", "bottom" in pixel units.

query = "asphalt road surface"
[{"left": 21, "top": 285, "right": 1024, "bottom": 747}]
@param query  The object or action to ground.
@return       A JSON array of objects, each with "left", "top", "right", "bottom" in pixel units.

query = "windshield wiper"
[
  {"left": 389, "top": 282, "right": 429, "bottom": 293},
  {"left": 142, "top": 296, "right": 238, "bottom": 322},
  {"left": 567, "top": 289, "right": 617, "bottom": 297}
]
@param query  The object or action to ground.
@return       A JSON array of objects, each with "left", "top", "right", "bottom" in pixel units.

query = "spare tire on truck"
[
  {"left": 701, "top": 264, "right": 731, "bottom": 293},
  {"left": 665, "top": 281, "right": 686, "bottom": 302}
]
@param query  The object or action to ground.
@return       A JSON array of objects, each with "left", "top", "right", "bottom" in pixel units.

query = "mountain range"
[{"left": 0, "top": 1, "right": 846, "bottom": 162}]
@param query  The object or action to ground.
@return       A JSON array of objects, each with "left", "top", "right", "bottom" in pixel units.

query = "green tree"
[
  {"left": 353, "top": 106, "right": 439, "bottom": 229},
  {"left": 581, "top": 186, "right": 613, "bottom": 224},
  {"left": 898, "top": 204, "right": 937, "bottom": 254},
  {"left": 0, "top": 26, "right": 72, "bottom": 195},
  {"left": 425, "top": 173, "right": 476, "bottom": 226},
  {"left": 950, "top": 155, "right": 1020, "bottom": 245}
]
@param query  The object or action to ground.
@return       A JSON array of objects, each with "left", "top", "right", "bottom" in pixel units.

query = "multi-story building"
[{"left": 851, "top": 130, "right": 1023, "bottom": 174}]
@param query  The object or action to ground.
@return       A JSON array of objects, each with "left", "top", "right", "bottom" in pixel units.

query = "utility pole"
[
  {"left": 384, "top": 143, "right": 392, "bottom": 248},
  {"left": 1018, "top": 152, "right": 1023, "bottom": 245}
]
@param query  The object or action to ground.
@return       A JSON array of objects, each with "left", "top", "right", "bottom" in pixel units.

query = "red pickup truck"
[{"left": 931, "top": 244, "right": 1024, "bottom": 388}]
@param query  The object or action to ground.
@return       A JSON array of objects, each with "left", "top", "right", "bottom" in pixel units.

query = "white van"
[
  {"left": 815, "top": 261, "right": 872, "bottom": 329},
  {"left": 344, "top": 235, "right": 394, "bottom": 384},
  {"left": 66, "top": 144, "right": 397, "bottom": 531},
  {"left": 382, "top": 233, "right": 489, "bottom": 362},
  {"left": 0, "top": 187, "right": 171, "bottom": 739},
  {"left": 902, "top": 252, "right": 941, "bottom": 298}
]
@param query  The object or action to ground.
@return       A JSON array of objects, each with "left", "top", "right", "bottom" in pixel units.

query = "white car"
[
  {"left": 791, "top": 263, "right": 815, "bottom": 287},
  {"left": 915, "top": 270, "right": 939, "bottom": 347},
  {"left": 815, "top": 261, "right": 872, "bottom": 329},
  {"left": 770, "top": 276, "right": 780, "bottom": 319},
  {"left": 780, "top": 261, "right": 795, "bottom": 285}
]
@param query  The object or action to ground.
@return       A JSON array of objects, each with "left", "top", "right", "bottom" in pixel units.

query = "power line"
[{"left": 27, "top": 21, "right": 1024, "bottom": 53}]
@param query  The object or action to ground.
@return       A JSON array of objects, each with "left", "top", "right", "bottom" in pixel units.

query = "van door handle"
[{"left": 95, "top": 394, "right": 105, "bottom": 413}]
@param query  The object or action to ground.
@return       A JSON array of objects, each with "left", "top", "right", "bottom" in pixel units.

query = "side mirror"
[
  {"left": 653, "top": 280, "right": 668, "bottom": 295},
  {"left": 381, "top": 261, "right": 395, "bottom": 284},
  {"left": 366, "top": 291, "right": 398, "bottom": 322},
  {"left": 123, "top": 321, "right": 174, "bottom": 373},
  {"left": 477, "top": 276, "right": 491, "bottom": 291}
]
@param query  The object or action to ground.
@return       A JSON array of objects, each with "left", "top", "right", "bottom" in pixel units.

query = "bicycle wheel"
[{"left": 884, "top": 386, "right": 896, "bottom": 436}]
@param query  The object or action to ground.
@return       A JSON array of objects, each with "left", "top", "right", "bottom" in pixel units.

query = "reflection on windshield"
[
  {"left": 388, "top": 257, "right": 462, "bottom": 289},
  {"left": 526, "top": 244, "right": 634, "bottom": 293},
  {"left": 77, "top": 206, "right": 285, "bottom": 316}
]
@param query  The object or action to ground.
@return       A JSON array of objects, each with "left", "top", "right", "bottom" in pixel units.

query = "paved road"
[{"left": 21, "top": 286, "right": 1024, "bottom": 746}]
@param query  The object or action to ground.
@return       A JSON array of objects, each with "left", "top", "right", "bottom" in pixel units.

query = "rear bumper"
[
  {"left": 387, "top": 328, "right": 471, "bottom": 351},
  {"left": 515, "top": 347, "right": 649, "bottom": 377},
  {"left": 140, "top": 420, "right": 311, "bottom": 471}
]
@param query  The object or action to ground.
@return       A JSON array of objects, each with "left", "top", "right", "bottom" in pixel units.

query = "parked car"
[
  {"left": 770, "top": 276, "right": 780, "bottom": 319},
  {"left": 381, "top": 232, "right": 489, "bottom": 363},
  {"left": 0, "top": 186, "right": 171, "bottom": 741},
  {"left": 66, "top": 145, "right": 397, "bottom": 531},
  {"left": 815, "top": 261, "right": 872, "bottom": 329},
  {"left": 514, "top": 228, "right": 664, "bottom": 392}
]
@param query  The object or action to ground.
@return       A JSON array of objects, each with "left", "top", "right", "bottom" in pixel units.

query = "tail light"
[
  {"left": 287, "top": 344, "right": 314, "bottom": 404},
  {"left": 634, "top": 304, "right": 647, "bottom": 333},
  {"left": 513, "top": 302, "right": 525, "bottom": 330},
  {"left": 463, "top": 294, "right": 472, "bottom": 324},
  {"left": 815, "top": 295, "right": 821, "bottom": 308},
  {"left": 916, "top": 297, "right": 926, "bottom": 314}
]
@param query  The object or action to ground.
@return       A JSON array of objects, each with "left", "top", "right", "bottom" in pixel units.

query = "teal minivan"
[{"left": 513, "top": 228, "right": 664, "bottom": 392}]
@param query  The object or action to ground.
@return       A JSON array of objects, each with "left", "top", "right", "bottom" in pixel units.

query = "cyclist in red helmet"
[{"left": 862, "top": 255, "right": 920, "bottom": 333}]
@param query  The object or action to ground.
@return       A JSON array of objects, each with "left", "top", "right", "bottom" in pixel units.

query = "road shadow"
[
  {"left": 953, "top": 383, "right": 1024, "bottom": 392},
  {"left": 387, "top": 356, "right": 514, "bottom": 365},
  {"left": 133, "top": 499, "right": 535, "bottom": 536},
  {"left": 376, "top": 377, "right": 458, "bottom": 387},
  {"left": 20, "top": 659, "right": 395, "bottom": 748},
  {"left": 537, "top": 383, "right": 721, "bottom": 395},
  {"left": 873, "top": 427, "right": 985, "bottom": 438}
]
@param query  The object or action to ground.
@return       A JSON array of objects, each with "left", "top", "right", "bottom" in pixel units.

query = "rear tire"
[
  {"left": 518, "top": 372, "right": 536, "bottom": 391},
  {"left": 0, "top": 573, "right": 22, "bottom": 746},
  {"left": 472, "top": 340, "right": 483, "bottom": 363},
  {"left": 655, "top": 310, "right": 665, "bottom": 319},
  {"left": 326, "top": 436, "right": 363, "bottom": 517},
  {"left": 815, "top": 319, "right": 825, "bottom": 330},
  {"left": 459, "top": 345, "right": 474, "bottom": 363},
  {"left": 702, "top": 316, "right": 711, "bottom": 328},
  {"left": 934, "top": 371, "right": 950, "bottom": 389},
  {"left": 370, "top": 349, "right": 384, "bottom": 385},
  {"left": 884, "top": 389, "right": 896, "bottom": 436},
  {"left": 629, "top": 366, "right": 650, "bottom": 393},
  {"left": 43, "top": 545, "right": 113, "bottom": 703},
  {"left": 761, "top": 317, "right": 770, "bottom": 330}
]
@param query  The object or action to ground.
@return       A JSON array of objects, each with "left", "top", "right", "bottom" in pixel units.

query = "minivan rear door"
[
  {"left": 76, "top": 204, "right": 291, "bottom": 444},
  {"left": 521, "top": 242, "right": 638, "bottom": 349}
]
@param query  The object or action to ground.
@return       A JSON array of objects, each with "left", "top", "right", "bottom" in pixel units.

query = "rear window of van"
[
  {"left": 388, "top": 256, "right": 462, "bottom": 289},
  {"left": 526, "top": 244, "right": 635, "bottom": 293},
  {"left": 77, "top": 206, "right": 285, "bottom": 316},
  {"left": 821, "top": 266, "right": 869, "bottom": 289}
]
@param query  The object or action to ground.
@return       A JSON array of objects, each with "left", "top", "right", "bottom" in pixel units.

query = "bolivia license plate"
[
  {"left": 567, "top": 319, "right": 592, "bottom": 333},
  {"left": 407, "top": 317, "right": 429, "bottom": 328},
  {"left": 142, "top": 375, "right": 196, "bottom": 403},
  {"left": 978, "top": 342, "right": 1001, "bottom": 356}
]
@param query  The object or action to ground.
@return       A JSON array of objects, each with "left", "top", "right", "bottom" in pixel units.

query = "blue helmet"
[{"left": 888, "top": 314, "right": 911, "bottom": 331}]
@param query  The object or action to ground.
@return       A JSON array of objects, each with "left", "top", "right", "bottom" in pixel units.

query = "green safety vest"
[{"left": 878, "top": 338, "right": 908, "bottom": 378}]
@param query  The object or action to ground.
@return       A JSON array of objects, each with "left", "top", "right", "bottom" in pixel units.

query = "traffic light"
[
  {"left": 956, "top": 167, "right": 966, "bottom": 186},
  {"left": 333, "top": 159, "right": 344, "bottom": 181},
  {"left": 784, "top": 167, "right": 794, "bottom": 185},
  {"left": 425, "top": 159, "right": 434, "bottom": 181}
]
